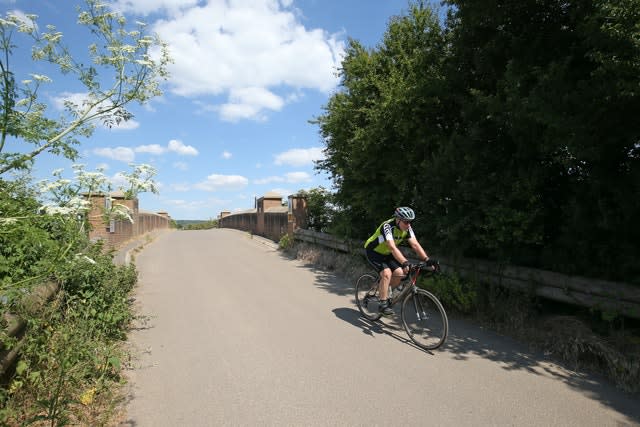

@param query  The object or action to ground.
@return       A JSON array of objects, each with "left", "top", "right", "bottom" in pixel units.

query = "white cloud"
[
  {"left": 132, "top": 0, "right": 344, "bottom": 121},
  {"left": 111, "top": 0, "right": 199, "bottom": 15},
  {"left": 51, "top": 92, "right": 90, "bottom": 111},
  {"left": 173, "top": 161, "right": 189, "bottom": 171},
  {"left": 135, "top": 144, "right": 165, "bottom": 155},
  {"left": 254, "top": 176, "right": 285, "bottom": 185},
  {"left": 93, "top": 139, "right": 198, "bottom": 162},
  {"left": 195, "top": 174, "right": 249, "bottom": 192},
  {"left": 93, "top": 147, "right": 135, "bottom": 162},
  {"left": 285, "top": 171, "right": 311, "bottom": 183},
  {"left": 168, "top": 139, "right": 199, "bottom": 156},
  {"left": 222, "top": 151, "right": 232, "bottom": 159},
  {"left": 169, "top": 183, "right": 191, "bottom": 192},
  {"left": 274, "top": 147, "right": 325, "bottom": 166},
  {"left": 254, "top": 172, "right": 310, "bottom": 184},
  {"left": 219, "top": 87, "right": 284, "bottom": 122},
  {"left": 110, "top": 172, "right": 129, "bottom": 188}
]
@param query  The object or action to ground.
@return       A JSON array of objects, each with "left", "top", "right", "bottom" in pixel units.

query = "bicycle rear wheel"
[
  {"left": 355, "top": 273, "right": 382, "bottom": 321},
  {"left": 401, "top": 289, "right": 448, "bottom": 350}
]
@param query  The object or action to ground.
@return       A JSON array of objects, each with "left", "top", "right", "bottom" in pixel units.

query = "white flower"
[
  {"left": 40, "top": 204, "right": 75, "bottom": 216},
  {"left": 30, "top": 74, "right": 52, "bottom": 83},
  {"left": 111, "top": 204, "right": 134, "bottom": 223},
  {"left": 75, "top": 254, "right": 97, "bottom": 264},
  {"left": 67, "top": 196, "right": 92, "bottom": 212},
  {"left": 0, "top": 218, "right": 18, "bottom": 226}
]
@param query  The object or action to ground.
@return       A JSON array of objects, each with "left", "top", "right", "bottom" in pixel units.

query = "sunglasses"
[{"left": 400, "top": 219, "right": 412, "bottom": 225}]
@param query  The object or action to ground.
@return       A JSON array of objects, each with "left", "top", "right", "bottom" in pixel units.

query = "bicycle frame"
[{"left": 387, "top": 264, "right": 434, "bottom": 306}]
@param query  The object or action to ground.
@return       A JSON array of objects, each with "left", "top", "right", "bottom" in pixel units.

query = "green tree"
[
  {"left": 295, "top": 187, "right": 334, "bottom": 232},
  {"left": 316, "top": 1, "right": 447, "bottom": 238},
  {"left": 0, "top": 0, "right": 171, "bottom": 175},
  {"left": 442, "top": 0, "right": 640, "bottom": 279},
  {"left": 316, "top": 0, "right": 640, "bottom": 282}
]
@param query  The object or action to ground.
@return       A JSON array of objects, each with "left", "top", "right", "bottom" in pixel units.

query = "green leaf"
[
  {"left": 108, "top": 356, "right": 121, "bottom": 370},
  {"left": 16, "top": 360, "right": 28, "bottom": 376}
]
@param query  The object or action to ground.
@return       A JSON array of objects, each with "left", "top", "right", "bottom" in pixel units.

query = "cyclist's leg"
[
  {"left": 366, "top": 249, "right": 390, "bottom": 298},
  {"left": 387, "top": 259, "right": 404, "bottom": 291},
  {"left": 378, "top": 267, "right": 392, "bottom": 300},
  {"left": 366, "top": 250, "right": 395, "bottom": 316}
]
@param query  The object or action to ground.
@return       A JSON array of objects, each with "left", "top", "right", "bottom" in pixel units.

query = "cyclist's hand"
[
  {"left": 425, "top": 259, "right": 440, "bottom": 272},
  {"left": 402, "top": 261, "right": 410, "bottom": 274}
]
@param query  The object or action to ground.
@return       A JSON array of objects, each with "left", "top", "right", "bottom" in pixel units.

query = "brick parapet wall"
[
  {"left": 85, "top": 194, "right": 170, "bottom": 249},
  {"left": 219, "top": 194, "right": 307, "bottom": 242}
]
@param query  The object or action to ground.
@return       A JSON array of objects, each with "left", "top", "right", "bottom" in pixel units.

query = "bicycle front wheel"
[
  {"left": 355, "top": 273, "right": 382, "bottom": 321},
  {"left": 401, "top": 289, "right": 448, "bottom": 350}
]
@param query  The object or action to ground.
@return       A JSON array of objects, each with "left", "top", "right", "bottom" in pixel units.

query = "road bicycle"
[{"left": 355, "top": 261, "right": 448, "bottom": 350}]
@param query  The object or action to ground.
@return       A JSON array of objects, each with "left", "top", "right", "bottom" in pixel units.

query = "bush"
[
  {"left": 420, "top": 272, "right": 477, "bottom": 315},
  {"left": 278, "top": 233, "right": 294, "bottom": 250},
  {"left": 0, "top": 179, "right": 139, "bottom": 425}
]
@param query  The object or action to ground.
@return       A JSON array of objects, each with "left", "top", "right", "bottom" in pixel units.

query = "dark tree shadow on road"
[{"left": 299, "top": 263, "right": 640, "bottom": 423}]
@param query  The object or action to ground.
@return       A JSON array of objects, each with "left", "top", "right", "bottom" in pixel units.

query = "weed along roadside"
[
  {"left": 0, "top": 282, "right": 60, "bottom": 382},
  {"left": 0, "top": 228, "right": 171, "bottom": 426},
  {"left": 281, "top": 230, "right": 640, "bottom": 395},
  {"left": 0, "top": 230, "right": 167, "bottom": 375}
]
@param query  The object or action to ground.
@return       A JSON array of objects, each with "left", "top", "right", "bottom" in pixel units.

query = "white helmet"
[{"left": 394, "top": 206, "right": 415, "bottom": 221}]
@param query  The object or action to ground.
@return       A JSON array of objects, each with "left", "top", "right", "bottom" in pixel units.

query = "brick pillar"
[{"left": 287, "top": 194, "right": 308, "bottom": 235}]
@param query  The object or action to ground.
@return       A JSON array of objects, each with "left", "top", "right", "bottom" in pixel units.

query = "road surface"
[{"left": 121, "top": 228, "right": 639, "bottom": 426}]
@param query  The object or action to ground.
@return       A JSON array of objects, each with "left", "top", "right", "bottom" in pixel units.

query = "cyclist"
[{"left": 364, "top": 207, "right": 434, "bottom": 316}]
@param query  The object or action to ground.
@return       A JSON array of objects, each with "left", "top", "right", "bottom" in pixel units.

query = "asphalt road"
[{"left": 121, "top": 228, "right": 639, "bottom": 426}]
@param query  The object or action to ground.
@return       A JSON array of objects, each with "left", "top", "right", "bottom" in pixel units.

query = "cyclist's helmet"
[{"left": 394, "top": 206, "right": 415, "bottom": 222}]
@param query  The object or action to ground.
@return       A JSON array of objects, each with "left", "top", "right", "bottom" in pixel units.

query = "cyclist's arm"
[
  {"left": 381, "top": 222, "right": 409, "bottom": 266},
  {"left": 407, "top": 237, "right": 429, "bottom": 262},
  {"left": 384, "top": 239, "right": 409, "bottom": 266}
]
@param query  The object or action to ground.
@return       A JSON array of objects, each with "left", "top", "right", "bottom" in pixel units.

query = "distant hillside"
[
  {"left": 175, "top": 220, "right": 209, "bottom": 226},
  {"left": 175, "top": 219, "right": 218, "bottom": 230}
]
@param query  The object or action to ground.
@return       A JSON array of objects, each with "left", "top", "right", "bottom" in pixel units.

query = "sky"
[{"left": 2, "top": 0, "right": 424, "bottom": 220}]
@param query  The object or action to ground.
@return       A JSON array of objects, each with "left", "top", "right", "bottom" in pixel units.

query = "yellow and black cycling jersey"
[{"left": 364, "top": 218, "right": 415, "bottom": 255}]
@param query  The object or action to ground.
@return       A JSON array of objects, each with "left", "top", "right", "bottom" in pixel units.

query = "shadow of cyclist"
[{"left": 332, "top": 307, "right": 434, "bottom": 355}]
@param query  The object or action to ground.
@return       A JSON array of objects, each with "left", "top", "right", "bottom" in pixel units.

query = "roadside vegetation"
[
  {"left": 0, "top": 167, "right": 157, "bottom": 424},
  {"left": 315, "top": 0, "right": 640, "bottom": 285},
  {"left": 0, "top": 1, "right": 169, "bottom": 424}
]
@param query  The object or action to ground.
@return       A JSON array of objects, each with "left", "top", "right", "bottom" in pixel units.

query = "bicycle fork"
[{"left": 412, "top": 290, "right": 428, "bottom": 321}]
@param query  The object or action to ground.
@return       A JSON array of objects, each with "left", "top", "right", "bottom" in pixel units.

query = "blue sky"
[{"left": 3, "top": 0, "right": 425, "bottom": 220}]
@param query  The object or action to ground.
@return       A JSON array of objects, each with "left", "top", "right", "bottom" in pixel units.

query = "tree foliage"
[
  {"left": 0, "top": 0, "right": 171, "bottom": 175},
  {"left": 295, "top": 187, "right": 334, "bottom": 232},
  {"left": 316, "top": 1, "right": 449, "bottom": 238},
  {"left": 316, "top": 0, "right": 640, "bottom": 283}
]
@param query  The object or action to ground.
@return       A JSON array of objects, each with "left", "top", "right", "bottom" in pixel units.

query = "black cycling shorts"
[{"left": 366, "top": 249, "right": 403, "bottom": 273}]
